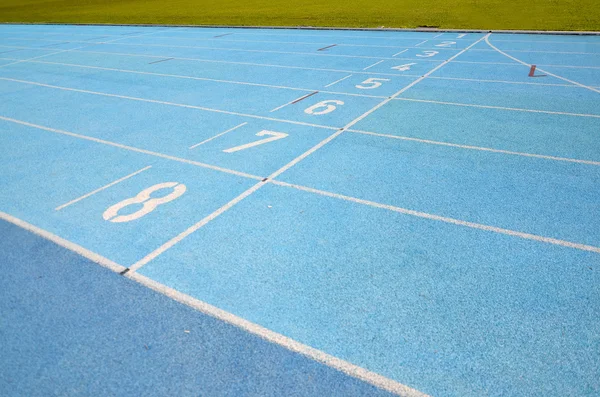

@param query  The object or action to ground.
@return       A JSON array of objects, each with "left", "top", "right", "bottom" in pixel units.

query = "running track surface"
[{"left": 0, "top": 24, "right": 599, "bottom": 396}]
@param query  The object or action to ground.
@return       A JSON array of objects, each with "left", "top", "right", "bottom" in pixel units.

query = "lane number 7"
[{"left": 223, "top": 130, "right": 288, "bottom": 153}]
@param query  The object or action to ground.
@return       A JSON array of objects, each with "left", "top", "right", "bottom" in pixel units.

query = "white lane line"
[
  {"left": 0, "top": 44, "right": 436, "bottom": 75},
  {"left": 432, "top": 33, "right": 444, "bottom": 39},
  {"left": 0, "top": 45, "right": 89, "bottom": 69},
  {"left": 269, "top": 92, "right": 318, "bottom": 113},
  {"left": 324, "top": 74, "right": 353, "bottom": 88},
  {"left": 0, "top": 115, "right": 264, "bottom": 181},
  {"left": 1, "top": 34, "right": 464, "bottom": 51},
  {"left": 394, "top": 97, "right": 600, "bottom": 118},
  {"left": 92, "top": 41, "right": 418, "bottom": 61},
  {"left": 55, "top": 166, "right": 152, "bottom": 211},
  {"left": 363, "top": 60, "right": 385, "bottom": 70},
  {"left": 452, "top": 60, "right": 600, "bottom": 69},
  {"left": 393, "top": 49, "right": 408, "bottom": 57},
  {"left": 189, "top": 122, "right": 247, "bottom": 149},
  {"left": 428, "top": 75, "right": 578, "bottom": 88},
  {"left": 270, "top": 180, "right": 600, "bottom": 255},
  {"left": 0, "top": 206, "right": 426, "bottom": 396},
  {"left": 126, "top": 34, "right": 492, "bottom": 273},
  {"left": 128, "top": 180, "right": 265, "bottom": 272},
  {"left": 414, "top": 40, "right": 429, "bottom": 47},
  {"left": 471, "top": 48, "right": 600, "bottom": 55},
  {"left": 0, "top": 77, "right": 340, "bottom": 131},
  {"left": 347, "top": 129, "right": 600, "bottom": 166},
  {"left": 0, "top": 58, "right": 384, "bottom": 100},
  {"left": 0, "top": 211, "right": 125, "bottom": 273},
  {"left": 127, "top": 272, "right": 429, "bottom": 397},
  {"left": 485, "top": 35, "right": 600, "bottom": 94}
]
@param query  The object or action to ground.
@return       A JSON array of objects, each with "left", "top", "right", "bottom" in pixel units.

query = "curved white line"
[{"left": 484, "top": 35, "right": 600, "bottom": 94}]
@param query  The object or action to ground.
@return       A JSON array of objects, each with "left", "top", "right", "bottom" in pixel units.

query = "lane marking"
[
  {"left": 363, "top": 60, "right": 385, "bottom": 70},
  {"left": 49, "top": 32, "right": 492, "bottom": 279},
  {"left": 127, "top": 272, "right": 429, "bottom": 397},
  {"left": 0, "top": 34, "right": 468, "bottom": 51},
  {"left": 148, "top": 57, "right": 174, "bottom": 65},
  {"left": 0, "top": 208, "right": 427, "bottom": 396},
  {"left": 129, "top": 180, "right": 266, "bottom": 271},
  {"left": 393, "top": 49, "right": 408, "bottom": 57},
  {"left": 317, "top": 44, "right": 337, "bottom": 51},
  {"left": 189, "top": 122, "right": 248, "bottom": 149},
  {"left": 394, "top": 97, "right": 600, "bottom": 118},
  {"left": 0, "top": 44, "right": 434, "bottom": 75},
  {"left": 432, "top": 33, "right": 444, "bottom": 39},
  {"left": 428, "top": 76, "right": 577, "bottom": 88},
  {"left": 347, "top": 129, "right": 600, "bottom": 166},
  {"left": 414, "top": 40, "right": 428, "bottom": 47},
  {"left": 0, "top": 115, "right": 264, "bottom": 181},
  {"left": 0, "top": 77, "right": 340, "bottom": 131},
  {"left": 485, "top": 35, "right": 600, "bottom": 94},
  {"left": 452, "top": 60, "right": 600, "bottom": 70},
  {"left": 0, "top": 211, "right": 125, "bottom": 273},
  {"left": 324, "top": 74, "right": 353, "bottom": 88},
  {"left": 0, "top": 57, "right": 386, "bottom": 100},
  {"left": 213, "top": 33, "right": 233, "bottom": 38},
  {"left": 270, "top": 91, "right": 318, "bottom": 112},
  {"left": 270, "top": 180, "right": 600, "bottom": 254},
  {"left": 55, "top": 165, "right": 153, "bottom": 211},
  {"left": 471, "top": 48, "right": 600, "bottom": 55}
]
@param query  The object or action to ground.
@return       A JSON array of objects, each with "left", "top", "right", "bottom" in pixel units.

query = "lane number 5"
[{"left": 356, "top": 77, "right": 391, "bottom": 89}]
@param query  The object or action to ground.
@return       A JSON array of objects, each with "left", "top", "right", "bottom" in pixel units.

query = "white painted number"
[
  {"left": 355, "top": 77, "right": 391, "bottom": 89},
  {"left": 391, "top": 63, "right": 416, "bottom": 72},
  {"left": 435, "top": 41, "right": 456, "bottom": 47},
  {"left": 103, "top": 182, "right": 186, "bottom": 223},
  {"left": 304, "top": 100, "right": 344, "bottom": 115},
  {"left": 416, "top": 51, "right": 439, "bottom": 58},
  {"left": 223, "top": 130, "right": 288, "bottom": 153}
]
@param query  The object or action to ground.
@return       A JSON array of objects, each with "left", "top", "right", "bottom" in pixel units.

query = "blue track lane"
[
  {"left": 1, "top": 24, "right": 599, "bottom": 396},
  {"left": 0, "top": 219, "right": 394, "bottom": 396}
]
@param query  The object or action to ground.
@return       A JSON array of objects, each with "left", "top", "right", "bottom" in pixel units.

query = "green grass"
[{"left": 0, "top": 0, "right": 599, "bottom": 31}]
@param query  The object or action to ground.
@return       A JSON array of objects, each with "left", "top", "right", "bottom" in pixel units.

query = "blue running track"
[{"left": 0, "top": 24, "right": 599, "bottom": 396}]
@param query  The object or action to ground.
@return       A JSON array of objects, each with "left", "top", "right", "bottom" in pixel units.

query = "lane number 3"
[{"left": 103, "top": 182, "right": 186, "bottom": 223}]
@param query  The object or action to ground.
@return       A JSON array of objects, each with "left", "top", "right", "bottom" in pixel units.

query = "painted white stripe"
[
  {"left": 414, "top": 40, "right": 429, "bottom": 47},
  {"left": 324, "top": 74, "right": 353, "bottom": 88},
  {"left": 0, "top": 208, "right": 426, "bottom": 395},
  {"left": 485, "top": 35, "right": 600, "bottom": 94},
  {"left": 0, "top": 57, "right": 385, "bottom": 100},
  {"left": 189, "top": 122, "right": 247, "bottom": 149},
  {"left": 394, "top": 97, "right": 600, "bottom": 118},
  {"left": 270, "top": 180, "right": 600, "bottom": 254},
  {"left": 393, "top": 49, "right": 408, "bottom": 57},
  {"left": 0, "top": 34, "right": 464, "bottom": 51},
  {"left": 0, "top": 43, "right": 436, "bottom": 76},
  {"left": 428, "top": 75, "right": 577, "bottom": 88},
  {"left": 269, "top": 92, "right": 315, "bottom": 112},
  {"left": 471, "top": 48, "right": 600, "bottom": 55},
  {"left": 129, "top": 180, "right": 265, "bottom": 272},
  {"left": 127, "top": 272, "right": 429, "bottom": 397},
  {"left": 347, "top": 129, "right": 600, "bottom": 166},
  {"left": 0, "top": 211, "right": 125, "bottom": 273},
  {"left": 124, "top": 33, "right": 492, "bottom": 273},
  {"left": 452, "top": 60, "right": 600, "bottom": 70},
  {"left": 0, "top": 77, "right": 340, "bottom": 131},
  {"left": 432, "top": 33, "right": 444, "bottom": 39},
  {"left": 0, "top": 45, "right": 89, "bottom": 69},
  {"left": 363, "top": 60, "right": 385, "bottom": 70},
  {"left": 55, "top": 165, "right": 152, "bottom": 210},
  {"left": 0, "top": 115, "right": 263, "bottom": 181}
]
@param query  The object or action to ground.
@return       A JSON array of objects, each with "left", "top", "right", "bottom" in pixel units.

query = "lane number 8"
[{"left": 103, "top": 182, "right": 187, "bottom": 223}]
